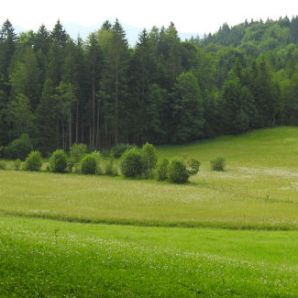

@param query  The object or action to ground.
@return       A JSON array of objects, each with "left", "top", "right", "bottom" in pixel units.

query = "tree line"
[{"left": 1, "top": 17, "right": 298, "bottom": 154}]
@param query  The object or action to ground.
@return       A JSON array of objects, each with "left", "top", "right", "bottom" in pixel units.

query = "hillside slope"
[
  {"left": 1, "top": 127, "right": 298, "bottom": 229},
  {"left": 159, "top": 126, "right": 298, "bottom": 169}
]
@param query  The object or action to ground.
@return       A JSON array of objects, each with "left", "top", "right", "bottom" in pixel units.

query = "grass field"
[
  {"left": 1, "top": 216, "right": 298, "bottom": 297},
  {"left": 1, "top": 126, "right": 298, "bottom": 296}
]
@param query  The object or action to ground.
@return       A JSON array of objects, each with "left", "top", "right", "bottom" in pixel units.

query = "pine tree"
[
  {"left": 10, "top": 47, "right": 41, "bottom": 110},
  {"left": 7, "top": 93, "right": 35, "bottom": 138},
  {"left": 0, "top": 20, "right": 17, "bottom": 87},
  {"left": 170, "top": 72, "right": 204, "bottom": 143},
  {"left": 86, "top": 33, "right": 101, "bottom": 148},
  {"left": 36, "top": 79, "right": 59, "bottom": 154}
]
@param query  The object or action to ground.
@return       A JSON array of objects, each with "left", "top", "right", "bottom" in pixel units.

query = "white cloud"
[{"left": 1, "top": 0, "right": 297, "bottom": 34}]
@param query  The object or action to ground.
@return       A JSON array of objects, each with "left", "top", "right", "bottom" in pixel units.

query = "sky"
[{"left": 1, "top": 0, "right": 298, "bottom": 43}]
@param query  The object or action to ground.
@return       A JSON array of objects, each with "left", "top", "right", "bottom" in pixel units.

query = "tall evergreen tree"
[
  {"left": 36, "top": 79, "right": 59, "bottom": 154},
  {"left": 86, "top": 33, "right": 101, "bottom": 148},
  {"left": 170, "top": 72, "right": 204, "bottom": 143}
]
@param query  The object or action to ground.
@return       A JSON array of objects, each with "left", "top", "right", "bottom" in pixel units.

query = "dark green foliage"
[
  {"left": 186, "top": 159, "right": 201, "bottom": 175},
  {"left": 142, "top": 143, "right": 158, "bottom": 177},
  {"left": 0, "top": 18, "right": 297, "bottom": 152},
  {"left": 120, "top": 148, "right": 144, "bottom": 178},
  {"left": 282, "top": 73, "right": 298, "bottom": 125},
  {"left": 80, "top": 154, "right": 98, "bottom": 175},
  {"left": 68, "top": 143, "right": 87, "bottom": 171},
  {"left": 170, "top": 72, "right": 204, "bottom": 143},
  {"left": 49, "top": 150, "right": 67, "bottom": 173},
  {"left": 3, "top": 134, "right": 32, "bottom": 160},
  {"left": 111, "top": 144, "right": 133, "bottom": 158},
  {"left": 156, "top": 159, "right": 169, "bottom": 181},
  {"left": 167, "top": 160, "right": 189, "bottom": 184},
  {"left": 211, "top": 157, "right": 226, "bottom": 171},
  {"left": 25, "top": 151, "right": 42, "bottom": 171}
]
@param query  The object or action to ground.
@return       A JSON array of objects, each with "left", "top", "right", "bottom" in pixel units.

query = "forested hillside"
[{"left": 0, "top": 17, "right": 298, "bottom": 154}]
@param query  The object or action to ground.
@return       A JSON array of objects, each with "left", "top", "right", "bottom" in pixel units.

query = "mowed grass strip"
[
  {"left": 1, "top": 127, "right": 298, "bottom": 229},
  {"left": 0, "top": 215, "right": 298, "bottom": 297},
  {"left": 0, "top": 166, "right": 298, "bottom": 229}
]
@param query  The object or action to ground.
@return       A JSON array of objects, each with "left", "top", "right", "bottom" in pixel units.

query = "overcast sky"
[{"left": 1, "top": 0, "right": 298, "bottom": 40}]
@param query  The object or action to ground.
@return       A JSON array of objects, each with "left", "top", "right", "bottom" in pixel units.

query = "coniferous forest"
[{"left": 1, "top": 17, "right": 298, "bottom": 155}]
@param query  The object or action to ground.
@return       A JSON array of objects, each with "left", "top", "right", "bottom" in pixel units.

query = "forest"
[{"left": 1, "top": 16, "right": 298, "bottom": 154}]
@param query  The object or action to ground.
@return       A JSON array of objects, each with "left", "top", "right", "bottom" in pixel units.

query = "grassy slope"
[
  {"left": 1, "top": 127, "right": 298, "bottom": 297},
  {"left": 1, "top": 215, "right": 298, "bottom": 297},
  {"left": 1, "top": 127, "right": 298, "bottom": 229},
  {"left": 159, "top": 126, "right": 298, "bottom": 169}
]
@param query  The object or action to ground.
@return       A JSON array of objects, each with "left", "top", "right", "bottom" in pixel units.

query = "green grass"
[
  {"left": 1, "top": 126, "right": 298, "bottom": 296},
  {"left": 159, "top": 126, "right": 298, "bottom": 169},
  {"left": 1, "top": 127, "right": 298, "bottom": 230},
  {"left": 1, "top": 168, "right": 298, "bottom": 230},
  {"left": 1, "top": 215, "right": 298, "bottom": 297}
]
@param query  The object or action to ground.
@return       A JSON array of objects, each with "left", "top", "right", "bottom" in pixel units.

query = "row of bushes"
[
  {"left": 0, "top": 140, "right": 226, "bottom": 184},
  {"left": 0, "top": 136, "right": 140, "bottom": 161}
]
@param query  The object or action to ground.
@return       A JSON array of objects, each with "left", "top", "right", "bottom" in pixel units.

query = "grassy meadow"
[
  {"left": 1, "top": 126, "right": 298, "bottom": 296},
  {"left": 1, "top": 216, "right": 298, "bottom": 297}
]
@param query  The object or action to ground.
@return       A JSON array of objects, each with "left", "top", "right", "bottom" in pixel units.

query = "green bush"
[
  {"left": 104, "top": 158, "right": 118, "bottom": 176},
  {"left": 142, "top": 143, "right": 158, "bottom": 177},
  {"left": 68, "top": 143, "right": 87, "bottom": 172},
  {"left": 90, "top": 151, "right": 101, "bottom": 160},
  {"left": 111, "top": 143, "right": 134, "bottom": 159},
  {"left": 3, "top": 134, "right": 33, "bottom": 160},
  {"left": 49, "top": 150, "right": 67, "bottom": 173},
  {"left": 120, "top": 148, "right": 144, "bottom": 178},
  {"left": 14, "top": 159, "right": 22, "bottom": 171},
  {"left": 187, "top": 159, "right": 201, "bottom": 175},
  {"left": 156, "top": 159, "right": 169, "bottom": 181},
  {"left": 25, "top": 151, "right": 42, "bottom": 171},
  {"left": 210, "top": 157, "right": 226, "bottom": 171},
  {"left": 80, "top": 154, "right": 98, "bottom": 175},
  {"left": 91, "top": 151, "right": 103, "bottom": 174},
  {"left": 0, "top": 160, "right": 6, "bottom": 170},
  {"left": 167, "top": 160, "right": 189, "bottom": 184}
]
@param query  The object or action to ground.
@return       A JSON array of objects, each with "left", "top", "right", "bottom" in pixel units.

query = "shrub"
[
  {"left": 95, "top": 165, "right": 103, "bottom": 175},
  {"left": 120, "top": 148, "right": 144, "bottom": 178},
  {"left": 111, "top": 143, "right": 134, "bottom": 158},
  {"left": 90, "top": 151, "right": 101, "bottom": 160},
  {"left": 3, "top": 134, "right": 33, "bottom": 160},
  {"left": 104, "top": 158, "right": 118, "bottom": 176},
  {"left": 0, "top": 160, "right": 6, "bottom": 170},
  {"left": 25, "top": 151, "right": 42, "bottom": 171},
  {"left": 14, "top": 159, "right": 22, "bottom": 171},
  {"left": 49, "top": 150, "right": 67, "bottom": 173},
  {"left": 167, "top": 160, "right": 189, "bottom": 184},
  {"left": 210, "top": 157, "right": 226, "bottom": 171},
  {"left": 156, "top": 158, "right": 169, "bottom": 181},
  {"left": 142, "top": 143, "right": 158, "bottom": 177},
  {"left": 68, "top": 143, "right": 87, "bottom": 172},
  {"left": 80, "top": 154, "right": 98, "bottom": 175},
  {"left": 187, "top": 159, "right": 201, "bottom": 176}
]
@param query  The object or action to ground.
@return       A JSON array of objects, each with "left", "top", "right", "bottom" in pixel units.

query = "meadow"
[{"left": 1, "top": 126, "right": 298, "bottom": 297}]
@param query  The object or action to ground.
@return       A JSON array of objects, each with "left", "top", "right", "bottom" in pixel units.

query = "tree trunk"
[
  {"left": 114, "top": 62, "right": 119, "bottom": 145},
  {"left": 69, "top": 113, "right": 72, "bottom": 150},
  {"left": 96, "top": 97, "right": 101, "bottom": 149},
  {"left": 75, "top": 101, "right": 79, "bottom": 143},
  {"left": 92, "top": 81, "right": 96, "bottom": 148}
]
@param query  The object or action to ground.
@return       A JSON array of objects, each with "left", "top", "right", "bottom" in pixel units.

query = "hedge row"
[{"left": 0, "top": 142, "right": 226, "bottom": 184}]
